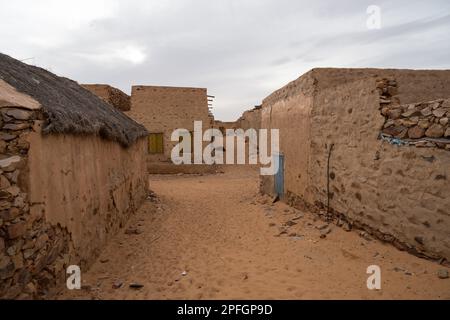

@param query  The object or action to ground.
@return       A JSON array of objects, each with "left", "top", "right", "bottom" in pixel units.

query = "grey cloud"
[{"left": 0, "top": 0, "right": 449, "bottom": 121}]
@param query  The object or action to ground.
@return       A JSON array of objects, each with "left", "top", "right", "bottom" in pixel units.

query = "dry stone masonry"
[
  {"left": 0, "top": 107, "right": 73, "bottom": 299},
  {"left": 378, "top": 78, "right": 450, "bottom": 150}
]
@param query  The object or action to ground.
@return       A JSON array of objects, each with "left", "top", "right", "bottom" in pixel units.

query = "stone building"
[
  {"left": 260, "top": 68, "right": 450, "bottom": 262},
  {"left": 126, "top": 85, "right": 215, "bottom": 173},
  {"left": 0, "top": 53, "right": 148, "bottom": 299},
  {"left": 82, "top": 84, "right": 131, "bottom": 111}
]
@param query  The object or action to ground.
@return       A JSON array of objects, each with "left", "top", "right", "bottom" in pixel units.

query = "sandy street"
[{"left": 59, "top": 166, "right": 450, "bottom": 300}]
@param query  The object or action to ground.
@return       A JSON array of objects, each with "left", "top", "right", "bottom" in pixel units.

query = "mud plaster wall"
[
  {"left": 261, "top": 68, "right": 450, "bottom": 261},
  {"left": 238, "top": 107, "right": 262, "bottom": 131},
  {"left": 127, "top": 86, "right": 213, "bottom": 164},
  {"left": 27, "top": 124, "right": 148, "bottom": 269}
]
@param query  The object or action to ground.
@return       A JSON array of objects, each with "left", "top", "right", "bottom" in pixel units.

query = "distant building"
[
  {"left": 126, "top": 85, "right": 215, "bottom": 173},
  {"left": 82, "top": 84, "right": 131, "bottom": 111}
]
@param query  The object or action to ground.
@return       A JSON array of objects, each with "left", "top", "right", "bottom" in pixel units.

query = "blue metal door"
[{"left": 274, "top": 153, "right": 284, "bottom": 198}]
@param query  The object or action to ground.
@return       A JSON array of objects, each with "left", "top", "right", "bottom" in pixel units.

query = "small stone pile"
[
  {"left": 377, "top": 79, "right": 450, "bottom": 150},
  {"left": 1, "top": 106, "right": 72, "bottom": 299}
]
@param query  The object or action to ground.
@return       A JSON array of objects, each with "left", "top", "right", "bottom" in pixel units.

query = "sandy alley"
[{"left": 59, "top": 166, "right": 450, "bottom": 300}]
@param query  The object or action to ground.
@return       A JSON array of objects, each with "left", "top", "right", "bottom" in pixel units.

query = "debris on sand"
[
  {"left": 437, "top": 269, "right": 449, "bottom": 279},
  {"left": 112, "top": 280, "right": 123, "bottom": 289},
  {"left": 125, "top": 227, "right": 142, "bottom": 235},
  {"left": 129, "top": 283, "right": 144, "bottom": 289}
]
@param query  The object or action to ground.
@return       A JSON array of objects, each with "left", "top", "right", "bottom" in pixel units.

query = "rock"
[
  {"left": 3, "top": 109, "right": 33, "bottom": 121},
  {"left": 6, "top": 221, "right": 27, "bottom": 239},
  {"left": 0, "top": 140, "right": 6, "bottom": 153},
  {"left": 6, "top": 245, "right": 17, "bottom": 256},
  {"left": 112, "top": 280, "right": 123, "bottom": 289},
  {"left": 360, "top": 231, "right": 372, "bottom": 241},
  {"left": 0, "top": 255, "right": 15, "bottom": 280},
  {"left": 0, "top": 175, "right": 11, "bottom": 189},
  {"left": 425, "top": 124, "right": 445, "bottom": 138},
  {"left": 380, "top": 99, "right": 391, "bottom": 105},
  {"left": 0, "top": 156, "right": 22, "bottom": 172},
  {"left": 272, "top": 195, "right": 279, "bottom": 203},
  {"left": 437, "top": 269, "right": 449, "bottom": 279},
  {"left": 6, "top": 170, "right": 19, "bottom": 184},
  {"left": 342, "top": 223, "right": 352, "bottom": 232},
  {"left": 181, "top": 271, "right": 187, "bottom": 277},
  {"left": 13, "top": 196, "right": 25, "bottom": 208},
  {"left": 396, "top": 127, "right": 408, "bottom": 139},
  {"left": 316, "top": 223, "right": 329, "bottom": 230},
  {"left": 100, "top": 258, "right": 110, "bottom": 264},
  {"left": 23, "top": 248, "right": 36, "bottom": 259},
  {"left": 381, "top": 107, "right": 390, "bottom": 116},
  {"left": 399, "top": 119, "right": 418, "bottom": 127},
  {"left": 6, "top": 186, "right": 20, "bottom": 197},
  {"left": 2, "top": 123, "right": 30, "bottom": 131},
  {"left": 386, "top": 109, "right": 402, "bottom": 119},
  {"left": 320, "top": 228, "right": 331, "bottom": 238},
  {"left": 383, "top": 119, "right": 395, "bottom": 128},
  {"left": 11, "top": 254, "right": 23, "bottom": 269},
  {"left": 382, "top": 126, "right": 407, "bottom": 137},
  {"left": 0, "top": 200, "right": 11, "bottom": 211},
  {"left": 433, "top": 108, "right": 447, "bottom": 118},
  {"left": 387, "top": 86, "right": 398, "bottom": 96},
  {"left": 414, "top": 236, "right": 424, "bottom": 245},
  {"left": 0, "top": 207, "right": 21, "bottom": 222},
  {"left": 285, "top": 220, "right": 297, "bottom": 227},
  {"left": 0, "top": 190, "right": 11, "bottom": 200},
  {"left": 408, "top": 126, "right": 425, "bottom": 139},
  {"left": 24, "top": 282, "right": 37, "bottom": 295},
  {"left": 420, "top": 107, "right": 432, "bottom": 116},
  {"left": 402, "top": 108, "right": 421, "bottom": 117},
  {"left": 35, "top": 234, "right": 49, "bottom": 250},
  {"left": 445, "top": 127, "right": 450, "bottom": 138},
  {"left": 129, "top": 283, "right": 144, "bottom": 289},
  {"left": 0, "top": 133, "right": 17, "bottom": 141},
  {"left": 124, "top": 227, "right": 142, "bottom": 235},
  {"left": 418, "top": 119, "right": 430, "bottom": 129},
  {"left": 439, "top": 117, "right": 449, "bottom": 126},
  {"left": 16, "top": 136, "right": 30, "bottom": 151}
]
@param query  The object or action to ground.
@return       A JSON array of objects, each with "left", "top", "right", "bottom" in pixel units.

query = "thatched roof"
[{"left": 0, "top": 53, "right": 148, "bottom": 147}]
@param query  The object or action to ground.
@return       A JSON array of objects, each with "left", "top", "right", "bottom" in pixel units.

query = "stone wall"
[
  {"left": 260, "top": 68, "right": 450, "bottom": 262},
  {"left": 82, "top": 84, "right": 131, "bottom": 111},
  {"left": 0, "top": 106, "right": 73, "bottom": 299},
  {"left": 381, "top": 96, "right": 450, "bottom": 149},
  {"left": 1, "top": 105, "right": 148, "bottom": 299}
]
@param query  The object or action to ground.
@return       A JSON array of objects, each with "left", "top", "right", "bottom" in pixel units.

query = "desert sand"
[{"left": 58, "top": 166, "right": 450, "bottom": 300}]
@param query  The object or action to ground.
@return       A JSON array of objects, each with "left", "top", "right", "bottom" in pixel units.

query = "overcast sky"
[{"left": 0, "top": 0, "right": 449, "bottom": 120}]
